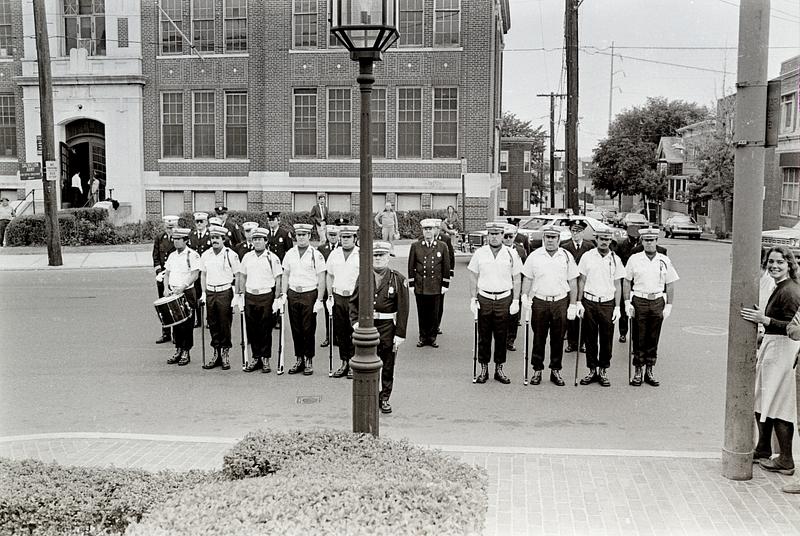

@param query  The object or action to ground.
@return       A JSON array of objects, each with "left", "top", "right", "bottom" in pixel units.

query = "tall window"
[
  {"left": 433, "top": 88, "right": 457, "bottom": 158},
  {"left": 397, "top": 88, "right": 422, "bottom": 158},
  {"left": 294, "top": 88, "right": 317, "bottom": 157},
  {"left": 499, "top": 150, "right": 509, "bottom": 172},
  {"left": 225, "top": 92, "right": 247, "bottom": 158},
  {"left": 523, "top": 188, "right": 531, "bottom": 211},
  {"left": 161, "top": 93, "right": 183, "bottom": 158},
  {"left": 192, "top": 0, "right": 215, "bottom": 53},
  {"left": 0, "top": 0, "right": 12, "bottom": 55},
  {"left": 193, "top": 91, "right": 215, "bottom": 158},
  {"left": 294, "top": 0, "right": 317, "bottom": 48},
  {"left": 781, "top": 168, "right": 800, "bottom": 217},
  {"left": 523, "top": 150, "right": 531, "bottom": 172},
  {"left": 160, "top": 0, "right": 182, "bottom": 54},
  {"left": 64, "top": 0, "right": 106, "bottom": 56},
  {"left": 499, "top": 189, "right": 508, "bottom": 210},
  {"left": 371, "top": 88, "right": 386, "bottom": 158},
  {"left": 399, "top": 0, "right": 423, "bottom": 46},
  {"left": 434, "top": 0, "right": 460, "bottom": 45},
  {"left": 0, "top": 95, "right": 16, "bottom": 157},
  {"left": 328, "top": 88, "right": 351, "bottom": 157},
  {"left": 782, "top": 93, "right": 797, "bottom": 133},
  {"left": 225, "top": 0, "right": 247, "bottom": 52}
]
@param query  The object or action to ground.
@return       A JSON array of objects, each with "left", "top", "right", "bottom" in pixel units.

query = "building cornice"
[{"left": 14, "top": 75, "right": 148, "bottom": 87}]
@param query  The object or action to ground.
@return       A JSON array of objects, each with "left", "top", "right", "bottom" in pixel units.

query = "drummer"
[{"left": 163, "top": 227, "right": 202, "bottom": 366}]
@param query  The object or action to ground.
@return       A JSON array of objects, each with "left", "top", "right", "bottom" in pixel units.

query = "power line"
[
  {"left": 582, "top": 49, "right": 735, "bottom": 75},
  {"left": 715, "top": 0, "right": 800, "bottom": 23},
  {"left": 504, "top": 45, "right": 799, "bottom": 52}
]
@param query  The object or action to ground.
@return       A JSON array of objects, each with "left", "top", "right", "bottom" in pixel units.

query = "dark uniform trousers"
[
  {"left": 288, "top": 288, "right": 317, "bottom": 359},
  {"left": 172, "top": 287, "right": 197, "bottom": 350},
  {"left": 530, "top": 296, "right": 569, "bottom": 371},
  {"left": 333, "top": 294, "right": 355, "bottom": 360},
  {"left": 376, "top": 319, "right": 397, "bottom": 402},
  {"left": 582, "top": 298, "right": 615, "bottom": 369},
  {"left": 244, "top": 291, "right": 275, "bottom": 359},
  {"left": 632, "top": 296, "right": 665, "bottom": 367},
  {"left": 207, "top": 288, "right": 234, "bottom": 349},
  {"left": 477, "top": 294, "right": 512, "bottom": 365},
  {"left": 507, "top": 310, "right": 521, "bottom": 347},
  {"left": 415, "top": 293, "right": 442, "bottom": 344}
]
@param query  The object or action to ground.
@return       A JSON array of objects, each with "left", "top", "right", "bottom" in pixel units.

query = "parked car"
[
  {"left": 663, "top": 215, "right": 702, "bottom": 239},
  {"left": 601, "top": 210, "right": 618, "bottom": 225},
  {"left": 762, "top": 226, "right": 800, "bottom": 259},
  {"left": 612, "top": 212, "right": 628, "bottom": 227},
  {"left": 620, "top": 213, "right": 649, "bottom": 229},
  {"left": 585, "top": 211, "right": 605, "bottom": 222}
]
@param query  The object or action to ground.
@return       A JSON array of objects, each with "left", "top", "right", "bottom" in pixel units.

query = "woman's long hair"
[{"left": 762, "top": 246, "right": 800, "bottom": 283}]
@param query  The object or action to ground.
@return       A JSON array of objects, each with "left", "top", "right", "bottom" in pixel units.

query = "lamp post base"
[{"left": 351, "top": 325, "right": 382, "bottom": 436}]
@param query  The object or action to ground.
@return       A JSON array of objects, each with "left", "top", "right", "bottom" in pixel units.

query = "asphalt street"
[{"left": 0, "top": 238, "right": 736, "bottom": 452}]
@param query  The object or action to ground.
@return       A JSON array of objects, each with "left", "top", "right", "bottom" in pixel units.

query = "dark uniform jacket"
[
  {"left": 614, "top": 238, "right": 667, "bottom": 265},
  {"left": 560, "top": 239, "right": 595, "bottom": 264},
  {"left": 511, "top": 242, "right": 528, "bottom": 263},
  {"left": 235, "top": 241, "right": 254, "bottom": 261},
  {"left": 309, "top": 203, "right": 327, "bottom": 226},
  {"left": 189, "top": 230, "right": 213, "bottom": 256},
  {"left": 515, "top": 233, "right": 531, "bottom": 255},
  {"left": 152, "top": 231, "right": 175, "bottom": 274},
  {"left": 223, "top": 219, "right": 244, "bottom": 248},
  {"left": 408, "top": 239, "right": 451, "bottom": 295},
  {"left": 349, "top": 269, "right": 410, "bottom": 344},
  {"left": 438, "top": 233, "right": 456, "bottom": 279},
  {"left": 318, "top": 241, "right": 339, "bottom": 261},
  {"left": 267, "top": 227, "right": 294, "bottom": 261}
]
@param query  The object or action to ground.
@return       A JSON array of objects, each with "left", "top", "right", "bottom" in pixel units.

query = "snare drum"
[{"left": 154, "top": 294, "right": 192, "bottom": 327}]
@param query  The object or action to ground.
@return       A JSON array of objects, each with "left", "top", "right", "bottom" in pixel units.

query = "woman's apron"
[{"left": 755, "top": 334, "right": 799, "bottom": 423}]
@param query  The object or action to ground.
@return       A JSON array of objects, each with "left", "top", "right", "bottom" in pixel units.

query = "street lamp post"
[{"left": 330, "top": 0, "right": 399, "bottom": 436}]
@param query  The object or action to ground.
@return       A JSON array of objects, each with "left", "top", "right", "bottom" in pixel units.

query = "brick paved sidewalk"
[{"left": 1, "top": 434, "right": 797, "bottom": 536}]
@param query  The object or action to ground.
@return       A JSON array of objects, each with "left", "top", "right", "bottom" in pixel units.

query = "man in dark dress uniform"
[
  {"left": 235, "top": 221, "right": 258, "bottom": 260},
  {"left": 408, "top": 218, "right": 451, "bottom": 348},
  {"left": 153, "top": 215, "right": 178, "bottom": 343},
  {"left": 266, "top": 212, "right": 293, "bottom": 330},
  {"left": 349, "top": 241, "right": 409, "bottom": 414},
  {"left": 561, "top": 220, "right": 595, "bottom": 353},
  {"left": 189, "top": 212, "right": 213, "bottom": 327},
  {"left": 318, "top": 219, "right": 344, "bottom": 347},
  {"left": 215, "top": 206, "right": 244, "bottom": 249},
  {"left": 508, "top": 217, "right": 531, "bottom": 255},
  {"left": 503, "top": 223, "right": 528, "bottom": 351},
  {"left": 435, "top": 220, "right": 456, "bottom": 335}
]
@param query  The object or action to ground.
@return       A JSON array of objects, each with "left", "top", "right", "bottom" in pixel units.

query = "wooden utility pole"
[
  {"left": 537, "top": 92, "right": 566, "bottom": 209},
  {"left": 721, "top": 0, "right": 770, "bottom": 481},
  {"left": 607, "top": 41, "right": 615, "bottom": 132},
  {"left": 32, "top": 0, "right": 62, "bottom": 265},
  {"left": 565, "top": 0, "right": 579, "bottom": 213}
]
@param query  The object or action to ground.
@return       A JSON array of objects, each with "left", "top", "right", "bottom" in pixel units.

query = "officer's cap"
[
  {"left": 265, "top": 211, "right": 281, "bottom": 220},
  {"left": 507, "top": 217, "right": 522, "bottom": 225},
  {"left": 209, "top": 225, "right": 227, "bottom": 237},
  {"left": 252, "top": 227, "right": 270, "bottom": 239},
  {"left": 242, "top": 221, "right": 258, "bottom": 232},
  {"left": 421, "top": 218, "right": 442, "bottom": 229},
  {"left": 193, "top": 212, "right": 208, "bottom": 221},
  {"left": 486, "top": 222, "right": 505, "bottom": 234},
  {"left": 541, "top": 224, "right": 562, "bottom": 237},
  {"left": 172, "top": 228, "right": 191, "bottom": 239},
  {"left": 162, "top": 215, "right": 179, "bottom": 225},
  {"left": 639, "top": 227, "right": 660, "bottom": 240},
  {"left": 208, "top": 216, "right": 223, "bottom": 226},
  {"left": 569, "top": 219, "right": 587, "bottom": 231},
  {"left": 504, "top": 224, "right": 517, "bottom": 235},
  {"left": 214, "top": 206, "right": 228, "bottom": 215},
  {"left": 339, "top": 225, "right": 358, "bottom": 236},
  {"left": 326, "top": 226, "right": 340, "bottom": 235},
  {"left": 595, "top": 228, "right": 613, "bottom": 239},
  {"left": 373, "top": 241, "right": 392, "bottom": 255},
  {"left": 333, "top": 217, "right": 349, "bottom": 226},
  {"left": 294, "top": 223, "right": 313, "bottom": 234}
]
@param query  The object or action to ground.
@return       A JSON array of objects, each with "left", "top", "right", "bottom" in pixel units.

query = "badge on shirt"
[
  {"left": 389, "top": 286, "right": 395, "bottom": 295},
  {"left": 278, "top": 238, "right": 283, "bottom": 242},
  {"left": 436, "top": 252, "right": 441, "bottom": 258}
]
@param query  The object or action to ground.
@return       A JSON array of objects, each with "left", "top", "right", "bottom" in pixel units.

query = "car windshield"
[
  {"left": 628, "top": 214, "right": 648, "bottom": 222},
  {"left": 521, "top": 217, "right": 550, "bottom": 230},
  {"left": 672, "top": 216, "right": 694, "bottom": 224}
]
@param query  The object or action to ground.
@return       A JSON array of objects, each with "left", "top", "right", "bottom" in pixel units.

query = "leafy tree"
[
  {"left": 589, "top": 136, "right": 653, "bottom": 199},
  {"left": 688, "top": 132, "right": 735, "bottom": 229},
  {"left": 500, "top": 112, "right": 545, "bottom": 138},
  {"left": 609, "top": 97, "right": 709, "bottom": 145}
]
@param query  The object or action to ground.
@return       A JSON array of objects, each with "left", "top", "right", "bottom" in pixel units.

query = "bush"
[
  {"left": 61, "top": 207, "right": 109, "bottom": 226},
  {"left": 5, "top": 213, "right": 78, "bottom": 247},
  {"left": 0, "top": 458, "right": 214, "bottom": 536}
]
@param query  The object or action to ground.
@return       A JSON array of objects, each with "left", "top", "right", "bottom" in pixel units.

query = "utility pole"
[
  {"left": 721, "top": 0, "right": 770, "bottom": 481},
  {"left": 32, "top": 0, "right": 62, "bottom": 265},
  {"left": 607, "top": 41, "right": 615, "bottom": 132},
  {"left": 565, "top": 0, "right": 579, "bottom": 213},
  {"left": 537, "top": 92, "right": 566, "bottom": 209}
]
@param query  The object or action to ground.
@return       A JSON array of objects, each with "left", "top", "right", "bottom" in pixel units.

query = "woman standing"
[{"left": 741, "top": 246, "right": 800, "bottom": 475}]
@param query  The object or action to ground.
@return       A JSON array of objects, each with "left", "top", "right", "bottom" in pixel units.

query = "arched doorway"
[{"left": 61, "top": 119, "right": 106, "bottom": 208}]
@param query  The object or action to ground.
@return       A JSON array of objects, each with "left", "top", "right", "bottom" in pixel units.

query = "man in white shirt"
[
  {"left": 281, "top": 223, "right": 326, "bottom": 375},
  {"left": 467, "top": 222, "right": 522, "bottom": 384},
  {"left": 326, "top": 225, "right": 360, "bottom": 378},
  {"left": 163, "top": 228, "right": 202, "bottom": 366},
  {"left": 238, "top": 227, "right": 284, "bottom": 373},
  {"left": 623, "top": 227, "right": 679, "bottom": 387},
  {"left": 520, "top": 225, "right": 579, "bottom": 386},
  {"left": 576, "top": 229, "right": 625, "bottom": 387},
  {"left": 199, "top": 225, "right": 241, "bottom": 371}
]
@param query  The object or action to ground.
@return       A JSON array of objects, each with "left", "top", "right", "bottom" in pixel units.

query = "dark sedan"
[{"left": 663, "top": 215, "right": 702, "bottom": 239}]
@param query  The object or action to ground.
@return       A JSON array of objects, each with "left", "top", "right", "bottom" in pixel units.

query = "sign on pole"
[
  {"left": 45, "top": 160, "right": 57, "bottom": 181},
  {"left": 19, "top": 162, "right": 42, "bottom": 181},
  {"left": 36, "top": 135, "right": 42, "bottom": 155}
]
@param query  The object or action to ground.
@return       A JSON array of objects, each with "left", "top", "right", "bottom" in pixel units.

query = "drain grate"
[{"left": 296, "top": 395, "right": 321, "bottom": 405}]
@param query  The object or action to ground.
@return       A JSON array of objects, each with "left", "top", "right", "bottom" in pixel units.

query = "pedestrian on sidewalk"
[
  {"left": 163, "top": 228, "right": 201, "bottom": 366},
  {"left": 374, "top": 202, "right": 400, "bottom": 247},
  {"left": 0, "top": 197, "right": 15, "bottom": 246},
  {"left": 742, "top": 246, "right": 800, "bottom": 477}
]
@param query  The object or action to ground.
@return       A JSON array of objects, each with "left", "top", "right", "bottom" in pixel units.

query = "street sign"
[
  {"left": 36, "top": 135, "right": 42, "bottom": 155},
  {"left": 19, "top": 162, "right": 41, "bottom": 181},
  {"left": 45, "top": 160, "right": 57, "bottom": 181}
]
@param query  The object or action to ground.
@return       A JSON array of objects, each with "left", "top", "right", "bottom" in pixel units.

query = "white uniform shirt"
[
  {"left": 578, "top": 248, "right": 625, "bottom": 299},
  {"left": 200, "top": 247, "right": 240, "bottom": 287},
  {"left": 165, "top": 247, "right": 201, "bottom": 289},
  {"left": 239, "top": 249, "right": 283, "bottom": 292},
  {"left": 327, "top": 246, "right": 360, "bottom": 294},
  {"left": 625, "top": 252, "right": 679, "bottom": 293},
  {"left": 521, "top": 247, "right": 579, "bottom": 296},
  {"left": 283, "top": 246, "right": 326, "bottom": 288},
  {"left": 467, "top": 245, "right": 522, "bottom": 292}
]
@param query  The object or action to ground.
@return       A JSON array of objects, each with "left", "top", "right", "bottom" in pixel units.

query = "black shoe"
[
  {"left": 618, "top": 335, "right": 626, "bottom": 343},
  {"left": 380, "top": 400, "right": 392, "bottom": 414},
  {"left": 332, "top": 361, "right": 349, "bottom": 378},
  {"left": 288, "top": 358, "right": 305, "bottom": 374},
  {"left": 597, "top": 368, "right": 611, "bottom": 387},
  {"left": 644, "top": 366, "right": 660, "bottom": 386},
  {"left": 550, "top": 370, "right": 565, "bottom": 386},
  {"left": 494, "top": 366, "right": 511, "bottom": 384},
  {"left": 530, "top": 370, "right": 542, "bottom": 385},
  {"left": 156, "top": 334, "right": 172, "bottom": 344},
  {"left": 565, "top": 344, "right": 577, "bottom": 353},
  {"left": 579, "top": 369, "right": 597, "bottom": 385},
  {"left": 476, "top": 364, "right": 489, "bottom": 384},
  {"left": 506, "top": 344, "right": 517, "bottom": 352},
  {"left": 579, "top": 345, "right": 586, "bottom": 353},
  {"left": 347, "top": 368, "right": 353, "bottom": 379},
  {"left": 243, "top": 358, "right": 262, "bottom": 373},
  {"left": 437, "top": 328, "right": 443, "bottom": 335},
  {"left": 320, "top": 338, "right": 330, "bottom": 348},
  {"left": 631, "top": 367, "right": 643, "bottom": 386},
  {"left": 177, "top": 350, "right": 191, "bottom": 366},
  {"left": 416, "top": 340, "right": 426, "bottom": 347},
  {"left": 303, "top": 359, "right": 314, "bottom": 375},
  {"left": 261, "top": 358, "right": 272, "bottom": 374},
  {"left": 202, "top": 349, "right": 222, "bottom": 370},
  {"left": 166, "top": 348, "right": 182, "bottom": 364},
  {"left": 429, "top": 340, "right": 439, "bottom": 348}
]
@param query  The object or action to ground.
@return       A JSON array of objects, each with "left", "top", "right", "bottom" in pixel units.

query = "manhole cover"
[
  {"left": 682, "top": 326, "right": 728, "bottom": 336},
  {"left": 296, "top": 395, "right": 321, "bottom": 405}
]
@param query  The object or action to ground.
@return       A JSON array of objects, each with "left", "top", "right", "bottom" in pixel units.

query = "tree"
[
  {"left": 609, "top": 97, "right": 709, "bottom": 145},
  {"left": 500, "top": 111, "right": 544, "bottom": 138},
  {"left": 689, "top": 132, "right": 735, "bottom": 230},
  {"left": 589, "top": 136, "right": 653, "bottom": 199}
]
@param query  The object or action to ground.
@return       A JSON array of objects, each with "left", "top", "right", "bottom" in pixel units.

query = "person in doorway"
[
  {"left": 90, "top": 171, "right": 104, "bottom": 205},
  {"left": 0, "top": 197, "right": 15, "bottom": 246},
  {"left": 375, "top": 202, "right": 400, "bottom": 248},
  {"left": 70, "top": 171, "right": 84, "bottom": 207},
  {"left": 309, "top": 194, "right": 328, "bottom": 243}
]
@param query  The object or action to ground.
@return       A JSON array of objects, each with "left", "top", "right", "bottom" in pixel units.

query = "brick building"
[
  {"left": 768, "top": 54, "right": 800, "bottom": 228},
  {"left": 498, "top": 136, "right": 537, "bottom": 215},
  {"left": 1, "top": 0, "right": 511, "bottom": 231}
]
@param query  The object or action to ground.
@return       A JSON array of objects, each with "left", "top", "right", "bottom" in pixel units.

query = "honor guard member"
[
  {"left": 189, "top": 212, "right": 213, "bottom": 327},
  {"left": 561, "top": 219, "right": 595, "bottom": 353},
  {"left": 326, "top": 224, "right": 360, "bottom": 378},
  {"left": 435, "top": 220, "right": 456, "bottom": 335},
  {"left": 408, "top": 218, "right": 451, "bottom": 348},
  {"left": 349, "top": 241, "right": 409, "bottom": 413},
  {"left": 237, "top": 227, "right": 284, "bottom": 372},
  {"left": 215, "top": 206, "right": 244, "bottom": 249},
  {"left": 623, "top": 227, "right": 679, "bottom": 387},
  {"left": 318, "top": 220, "right": 343, "bottom": 347},
  {"left": 508, "top": 217, "right": 531, "bottom": 254},
  {"left": 266, "top": 212, "right": 293, "bottom": 261},
  {"left": 280, "top": 223, "right": 326, "bottom": 375},
  {"left": 576, "top": 228, "right": 625, "bottom": 386},
  {"left": 236, "top": 221, "right": 258, "bottom": 260},
  {"left": 502, "top": 224, "right": 528, "bottom": 351},
  {"left": 468, "top": 222, "right": 523, "bottom": 384},
  {"left": 163, "top": 228, "right": 202, "bottom": 366},
  {"left": 153, "top": 215, "right": 178, "bottom": 344},
  {"left": 520, "top": 224, "right": 579, "bottom": 386},
  {"left": 199, "top": 225, "right": 241, "bottom": 370}
]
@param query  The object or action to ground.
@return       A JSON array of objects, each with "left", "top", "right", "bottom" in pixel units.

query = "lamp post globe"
[{"left": 330, "top": 0, "right": 398, "bottom": 436}]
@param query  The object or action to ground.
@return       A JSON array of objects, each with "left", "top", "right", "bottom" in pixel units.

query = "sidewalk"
[{"left": 0, "top": 433, "right": 796, "bottom": 536}]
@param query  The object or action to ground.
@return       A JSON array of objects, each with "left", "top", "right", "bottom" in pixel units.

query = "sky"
[{"left": 503, "top": 0, "right": 800, "bottom": 158}]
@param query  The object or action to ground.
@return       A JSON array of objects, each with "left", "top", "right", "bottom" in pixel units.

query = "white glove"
[
  {"left": 326, "top": 295, "right": 334, "bottom": 314},
  {"left": 509, "top": 300, "right": 520, "bottom": 315},
  {"left": 625, "top": 300, "right": 635, "bottom": 318},
  {"left": 352, "top": 322, "right": 359, "bottom": 330},
  {"left": 567, "top": 304, "right": 577, "bottom": 321},
  {"left": 271, "top": 295, "right": 284, "bottom": 314},
  {"left": 520, "top": 294, "right": 531, "bottom": 312},
  {"left": 663, "top": 304, "right": 672, "bottom": 319},
  {"left": 393, "top": 336, "right": 404, "bottom": 349},
  {"left": 441, "top": 286, "right": 449, "bottom": 294},
  {"left": 612, "top": 306, "right": 620, "bottom": 322},
  {"left": 313, "top": 300, "right": 324, "bottom": 314},
  {"left": 200, "top": 292, "right": 207, "bottom": 305},
  {"left": 155, "top": 271, "right": 164, "bottom": 282},
  {"left": 576, "top": 302, "right": 585, "bottom": 319},
  {"left": 469, "top": 297, "right": 480, "bottom": 318}
]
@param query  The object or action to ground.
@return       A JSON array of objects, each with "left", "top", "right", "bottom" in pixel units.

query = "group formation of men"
[{"left": 468, "top": 219, "right": 679, "bottom": 387}]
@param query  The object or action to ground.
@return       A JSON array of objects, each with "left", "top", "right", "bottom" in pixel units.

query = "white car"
[{"left": 466, "top": 214, "right": 619, "bottom": 251}]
